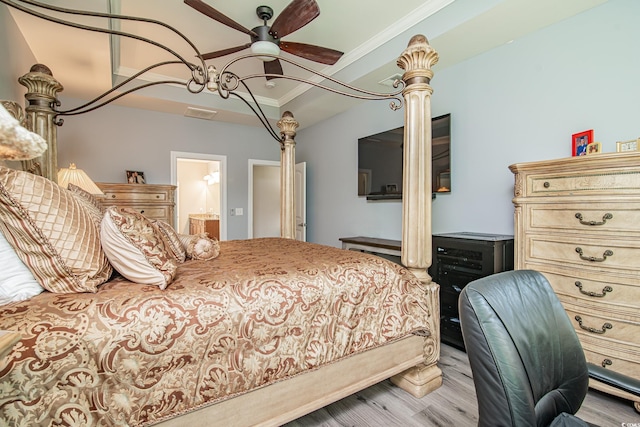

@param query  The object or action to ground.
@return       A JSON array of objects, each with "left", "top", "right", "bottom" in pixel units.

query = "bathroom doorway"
[{"left": 171, "top": 151, "right": 227, "bottom": 240}]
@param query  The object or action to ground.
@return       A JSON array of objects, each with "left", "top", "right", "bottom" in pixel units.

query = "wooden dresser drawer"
[
  {"left": 582, "top": 342, "right": 640, "bottom": 381},
  {"left": 563, "top": 305, "right": 640, "bottom": 348},
  {"left": 538, "top": 269, "right": 639, "bottom": 316},
  {"left": 526, "top": 203, "right": 640, "bottom": 235},
  {"left": 527, "top": 169, "right": 640, "bottom": 196},
  {"left": 525, "top": 234, "right": 640, "bottom": 276},
  {"left": 103, "top": 191, "right": 170, "bottom": 202}
]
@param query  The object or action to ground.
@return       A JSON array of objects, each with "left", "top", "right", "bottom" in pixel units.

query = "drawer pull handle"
[
  {"left": 574, "top": 315, "right": 612, "bottom": 334},
  {"left": 543, "top": 181, "right": 550, "bottom": 188},
  {"left": 574, "top": 212, "right": 613, "bottom": 226},
  {"left": 574, "top": 281, "right": 613, "bottom": 298},
  {"left": 575, "top": 247, "right": 613, "bottom": 262},
  {"left": 111, "top": 195, "right": 116, "bottom": 198},
  {"left": 601, "top": 358, "right": 613, "bottom": 368}
]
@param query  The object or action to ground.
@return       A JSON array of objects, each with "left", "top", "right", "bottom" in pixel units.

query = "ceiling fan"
[{"left": 184, "top": 0, "right": 344, "bottom": 80}]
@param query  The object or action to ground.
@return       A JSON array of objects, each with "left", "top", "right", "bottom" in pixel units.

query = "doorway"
[
  {"left": 171, "top": 151, "right": 227, "bottom": 240},
  {"left": 248, "top": 159, "right": 306, "bottom": 241}
]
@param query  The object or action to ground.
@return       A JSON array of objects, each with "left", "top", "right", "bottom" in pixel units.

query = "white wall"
[{"left": 297, "top": 0, "right": 640, "bottom": 247}]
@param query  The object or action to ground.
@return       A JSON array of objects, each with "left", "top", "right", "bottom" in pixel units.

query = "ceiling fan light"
[{"left": 251, "top": 41, "right": 280, "bottom": 62}]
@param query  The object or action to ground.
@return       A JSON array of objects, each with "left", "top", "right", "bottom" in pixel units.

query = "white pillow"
[
  {"left": 100, "top": 207, "right": 177, "bottom": 289},
  {"left": 0, "top": 230, "right": 44, "bottom": 305}
]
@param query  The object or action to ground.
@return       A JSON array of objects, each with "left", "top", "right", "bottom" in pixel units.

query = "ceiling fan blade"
[
  {"left": 280, "top": 41, "right": 343, "bottom": 65},
  {"left": 269, "top": 0, "right": 320, "bottom": 39},
  {"left": 184, "top": 0, "right": 257, "bottom": 37},
  {"left": 264, "top": 59, "right": 284, "bottom": 80},
  {"left": 201, "top": 44, "right": 251, "bottom": 60}
]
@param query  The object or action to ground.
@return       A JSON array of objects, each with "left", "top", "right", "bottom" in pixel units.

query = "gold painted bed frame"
[{"left": 8, "top": 34, "right": 442, "bottom": 426}]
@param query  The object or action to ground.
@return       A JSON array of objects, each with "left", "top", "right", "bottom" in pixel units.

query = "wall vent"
[
  {"left": 184, "top": 106, "right": 218, "bottom": 121},
  {"left": 378, "top": 73, "right": 404, "bottom": 87}
]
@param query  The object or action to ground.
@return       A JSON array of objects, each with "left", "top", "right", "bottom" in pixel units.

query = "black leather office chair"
[{"left": 459, "top": 270, "right": 590, "bottom": 427}]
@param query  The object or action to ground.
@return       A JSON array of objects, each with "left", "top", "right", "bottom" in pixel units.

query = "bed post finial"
[
  {"left": 277, "top": 110, "right": 299, "bottom": 239},
  {"left": 18, "top": 64, "right": 64, "bottom": 182},
  {"left": 390, "top": 34, "right": 443, "bottom": 399}
]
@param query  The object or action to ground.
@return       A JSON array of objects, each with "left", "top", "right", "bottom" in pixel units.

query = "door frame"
[{"left": 171, "top": 151, "right": 228, "bottom": 241}]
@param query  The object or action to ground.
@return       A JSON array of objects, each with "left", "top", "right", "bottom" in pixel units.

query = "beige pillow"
[
  {"left": 178, "top": 233, "right": 220, "bottom": 261},
  {"left": 67, "top": 183, "right": 105, "bottom": 228},
  {"left": 101, "top": 207, "right": 177, "bottom": 289},
  {"left": 0, "top": 166, "right": 112, "bottom": 293},
  {"left": 153, "top": 220, "right": 186, "bottom": 263}
]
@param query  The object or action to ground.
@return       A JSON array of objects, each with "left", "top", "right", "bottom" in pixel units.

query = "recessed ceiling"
[{"left": 6, "top": 0, "right": 608, "bottom": 129}]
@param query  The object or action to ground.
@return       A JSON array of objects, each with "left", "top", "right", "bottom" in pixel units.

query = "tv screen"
[{"left": 357, "top": 114, "right": 451, "bottom": 200}]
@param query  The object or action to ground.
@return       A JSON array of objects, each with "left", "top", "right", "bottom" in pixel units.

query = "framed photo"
[
  {"left": 572, "top": 129, "right": 593, "bottom": 157},
  {"left": 126, "top": 170, "right": 146, "bottom": 184},
  {"left": 385, "top": 183, "right": 398, "bottom": 193},
  {"left": 616, "top": 138, "right": 639, "bottom": 152},
  {"left": 586, "top": 142, "right": 602, "bottom": 155}
]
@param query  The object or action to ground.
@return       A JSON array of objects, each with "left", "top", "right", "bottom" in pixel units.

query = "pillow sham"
[
  {"left": 67, "top": 183, "right": 105, "bottom": 228},
  {"left": 178, "top": 233, "right": 220, "bottom": 261},
  {"left": 0, "top": 166, "right": 112, "bottom": 293},
  {"left": 0, "top": 230, "right": 44, "bottom": 305},
  {"left": 153, "top": 220, "right": 186, "bottom": 263},
  {"left": 101, "top": 207, "right": 177, "bottom": 289}
]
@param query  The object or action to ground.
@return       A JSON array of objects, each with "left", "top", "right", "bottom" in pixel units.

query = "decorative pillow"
[
  {"left": 67, "top": 183, "right": 105, "bottom": 228},
  {"left": 0, "top": 230, "right": 44, "bottom": 305},
  {"left": 0, "top": 102, "right": 47, "bottom": 160},
  {"left": 153, "top": 220, "right": 186, "bottom": 263},
  {"left": 0, "top": 166, "right": 112, "bottom": 293},
  {"left": 178, "top": 233, "right": 220, "bottom": 261},
  {"left": 101, "top": 207, "right": 177, "bottom": 289}
]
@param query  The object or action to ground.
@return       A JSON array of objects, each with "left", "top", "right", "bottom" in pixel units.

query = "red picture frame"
[{"left": 572, "top": 129, "right": 593, "bottom": 157}]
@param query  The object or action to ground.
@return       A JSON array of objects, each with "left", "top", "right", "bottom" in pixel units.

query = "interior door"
[{"left": 295, "top": 162, "right": 306, "bottom": 241}]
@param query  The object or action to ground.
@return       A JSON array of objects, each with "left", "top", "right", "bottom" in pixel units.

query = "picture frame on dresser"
[
  {"left": 586, "top": 142, "right": 601, "bottom": 155},
  {"left": 572, "top": 129, "right": 593, "bottom": 156},
  {"left": 126, "top": 170, "right": 146, "bottom": 184},
  {"left": 616, "top": 138, "right": 639, "bottom": 152}
]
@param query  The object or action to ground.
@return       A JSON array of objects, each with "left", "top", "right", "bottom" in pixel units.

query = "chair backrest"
[{"left": 459, "top": 270, "right": 589, "bottom": 427}]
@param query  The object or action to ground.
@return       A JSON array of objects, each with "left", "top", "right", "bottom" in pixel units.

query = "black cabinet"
[{"left": 429, "top": 232, "right": 514, "bottom": 350}]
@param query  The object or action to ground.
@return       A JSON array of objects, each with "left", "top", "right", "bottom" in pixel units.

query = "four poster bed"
[{"left": 0, "top": 35, "right": 441, "bottom": 426}]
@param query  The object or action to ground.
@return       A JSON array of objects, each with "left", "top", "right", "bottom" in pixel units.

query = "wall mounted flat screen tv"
[{"left": 358, "top": 114, "right": 451, "bottom": 200}]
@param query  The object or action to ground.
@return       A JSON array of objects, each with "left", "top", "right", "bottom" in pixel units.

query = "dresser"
[
  {"left": 96, "top": 183, "right": 176, "bottom": 228},
  {"left": 510, "top": 152, "right": 640, "bottom": 410},
  {"left": 189, "top": 214, "right": 220, "bottom": 239},
  {"left": 429, "top": 232, "right": 514, "bottom": 350}
]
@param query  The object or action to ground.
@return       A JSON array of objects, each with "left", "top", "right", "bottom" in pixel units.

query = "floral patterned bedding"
[{"left": 0, "top": 238, "right": 429, "bottom": 426}]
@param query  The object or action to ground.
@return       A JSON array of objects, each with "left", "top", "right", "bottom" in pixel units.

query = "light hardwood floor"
[{"left": 285, "top": 344, "right": 640, "bottom": 426}]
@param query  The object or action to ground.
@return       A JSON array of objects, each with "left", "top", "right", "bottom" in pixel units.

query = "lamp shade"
[
  {"left": 250, "top": 41, "right": 280, "bottom": 62},
  {"left": 58, "top": 163, "right": 104, "bottom": 195}
]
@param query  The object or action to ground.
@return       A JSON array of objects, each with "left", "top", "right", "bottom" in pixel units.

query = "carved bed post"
[
  {"left": 277, "top": 111, "right": 298, "bottom": 239},
  {"left": 18, "top": 64, "right": 63, "bottom": 182},
  {"left": 390, "top": 34, "right": 443, "bottom": 397}
]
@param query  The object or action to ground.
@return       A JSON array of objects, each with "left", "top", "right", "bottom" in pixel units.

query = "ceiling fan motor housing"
[{"left": 251, "top": 25, "right": 280, "bottom": 45}]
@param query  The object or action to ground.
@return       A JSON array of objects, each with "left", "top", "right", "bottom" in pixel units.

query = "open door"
[
  {"left": 250, "top": 161, "right": 306, "bottom": 241},
  {"left": 295, "top": 162, "right": 306, "bottom": 242}
]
